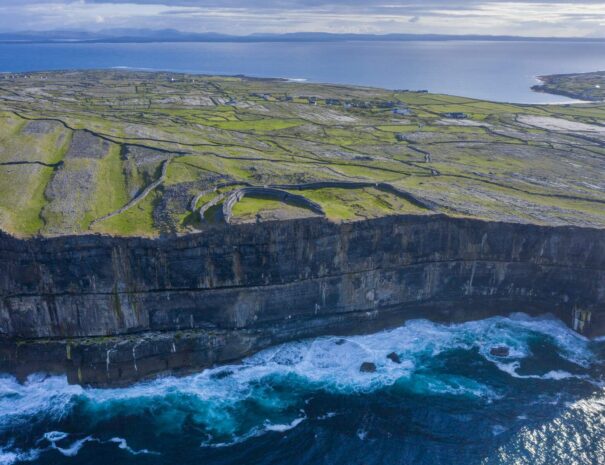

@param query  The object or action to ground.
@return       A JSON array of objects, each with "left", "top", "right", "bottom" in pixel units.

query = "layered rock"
[{"left": 1, "top": 214, "right": 604, "bottom": 386}]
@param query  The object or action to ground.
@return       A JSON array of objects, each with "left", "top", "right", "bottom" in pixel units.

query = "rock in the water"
[
  {"left": 335, "top": 339, "right": 346, "bottom": 346},
  {"left": 490, "top": 346, "right": 510, "bottom": 357},
  {"left": 360, "top": 362, "right": 377, "bottom": 373},
  {"left": 387, "top": 352, "right": 401, "bottom": 364},
  {"left": 210, "top": 369, "right": 233, "bottom": 380}
]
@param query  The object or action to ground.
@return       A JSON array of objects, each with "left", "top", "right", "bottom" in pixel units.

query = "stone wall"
[{"left": 222, "top": 187, "right": 325, "bottom": 222}]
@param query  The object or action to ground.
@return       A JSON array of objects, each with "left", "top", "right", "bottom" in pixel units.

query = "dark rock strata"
[{"left": 1, "top": 215, "right": 604, "bottom": 386}]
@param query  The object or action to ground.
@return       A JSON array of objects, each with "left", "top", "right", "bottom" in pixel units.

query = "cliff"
[{"left": 1, "top": 214, "right": 604, "bottom": 386}]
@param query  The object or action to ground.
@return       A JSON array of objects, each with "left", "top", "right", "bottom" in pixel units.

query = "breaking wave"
[{"left": 0, "top": 314, "right": 603, "bottom": 464}]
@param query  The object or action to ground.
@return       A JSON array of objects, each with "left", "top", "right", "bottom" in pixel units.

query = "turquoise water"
[
  {"left": 1, "top": 40, "right": 605, "bottom": 103},
  {"left": 1, "top": 314, "right": 604, "bottom": 464}
]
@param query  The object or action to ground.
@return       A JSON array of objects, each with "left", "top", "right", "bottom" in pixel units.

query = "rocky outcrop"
[{"left": 1, "top": 214, "right": 604, "bottom": 386}]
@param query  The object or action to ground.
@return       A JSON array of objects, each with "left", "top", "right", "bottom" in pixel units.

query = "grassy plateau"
[{"left": 0, "top": 70, "right": 604, "bottom": 237}]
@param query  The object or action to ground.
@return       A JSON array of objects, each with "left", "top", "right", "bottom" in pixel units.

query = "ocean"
[
  {"left": 1, "top": 40, "right": 605, "bottom": 103},
  {"left": 1, "top": 315, "right": 604, "bottom": 464}
]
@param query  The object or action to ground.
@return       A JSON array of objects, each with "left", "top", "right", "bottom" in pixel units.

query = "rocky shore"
[{"left": 1, "top": 214, "right": 604, "bottom": 386}]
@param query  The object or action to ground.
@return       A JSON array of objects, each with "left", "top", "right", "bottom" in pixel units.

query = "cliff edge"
[{"left": 1, "top": 214, "right": 604, "bottom": 386}]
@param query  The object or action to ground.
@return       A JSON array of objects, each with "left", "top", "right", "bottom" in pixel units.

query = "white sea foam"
[
  {"left": 43, "top": 431, "right": 69, "bottom": 443},
  {"left": 0, "top": 447, "right": 40, "bottom": 465},
  {"left": 83, "top": 315, "right": 596, "bottom": 404},
  {"left": 0, "top": 314, "right": 599, "bottom": 454},
  {"left": 491, "top": 360, "right": 592, "bottom": 382},
  {"left": 41, "top": 431, "right": 94, "bottom": 457},
  {"left": 264, "top": 416, "right": 306, "bottom": 433},
  {"left": 109, "top": 437, "right": 159, "bottom": 455},
  {"left": 39, "top": 432, "right": 159, "bottom": 459},
  {"left": 0, "top": 375, "right": 83, "bottom": 431},
  {"left": 54, "top": 436, "right": 94, "bottom": 457}
]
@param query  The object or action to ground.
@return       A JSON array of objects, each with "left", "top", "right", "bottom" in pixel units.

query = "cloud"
[{"left": 0, "top": 1, "right": 603, "bottom": 37}]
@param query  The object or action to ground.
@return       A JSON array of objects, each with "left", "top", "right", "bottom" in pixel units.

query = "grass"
[
  {"left": 230, "top": 195, "right": 316, "bottom": 222},
  {"left": 1, "top": 69, "right": 604, "bottom": 236},
  {"left": 0, "top": 117, "right": 73, "bottom": 235},
  {"left": 300, "top": 187, "right": 428, "bottom": 221},
  {"left": 0, "top": 164, "right": 52, "bottom": 234},
  {"left": 93, "top": 189, "right": 159, "bottom": 236},
  {"left": 210, "top": 118, "right": 304, "bottom": 132},
  {"left": 82, "top": 144, "right": 129, "bottom": 229}
]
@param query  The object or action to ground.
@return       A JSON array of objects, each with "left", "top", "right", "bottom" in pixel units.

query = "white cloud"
[{"left": 0, "top": 1, "right": 603, "bottom": 37}]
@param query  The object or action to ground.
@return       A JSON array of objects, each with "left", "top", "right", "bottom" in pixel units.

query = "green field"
[{"left": 0, "top": 70, "right": 604, "bottom": 237}]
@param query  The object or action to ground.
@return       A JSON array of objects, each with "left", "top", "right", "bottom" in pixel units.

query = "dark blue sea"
[
  {"left": 1, "top": 315, "right": 604, "bottom": 464},
  {"left": 1, "top": 40, "right": 605, "bottom": 102}
]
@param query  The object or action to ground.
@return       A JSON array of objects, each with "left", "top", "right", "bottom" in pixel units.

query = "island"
[
  {"left": 0, "top": 70, "right": 604, "bottom": 386},
  {"left": 532, "top": 71, "right": 605, "bottom": 101}
]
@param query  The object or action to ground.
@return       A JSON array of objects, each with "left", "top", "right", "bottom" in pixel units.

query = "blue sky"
[{"left": 0, "top": 1, "right": 604, "bottom": 37}]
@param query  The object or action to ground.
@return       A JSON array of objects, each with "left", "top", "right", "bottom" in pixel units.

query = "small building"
[
  {"left": 395, "top": 133, "right": 406, "bottom": 142},
  {"left": 392, "top": 107, "right": 412, "bottom": 116},
  {"left": 250, "top": 92, "right": 272, "bottom": 101},
  {"left": 442, "top": 112, "right": 469, "bottom": 119}
]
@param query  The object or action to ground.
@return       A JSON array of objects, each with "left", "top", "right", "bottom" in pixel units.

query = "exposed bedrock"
[{"left": 0, "top": 214, "right": 604, "bottom": 386}]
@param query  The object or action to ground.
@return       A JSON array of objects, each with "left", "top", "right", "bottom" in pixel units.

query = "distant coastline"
[
  {"left": 1, "top": 40, "right": 604, "bottom": 104},
  {"left": 2, "top": 30, "right": 605, "bottom": 45},
  {"left": 532, "top": 71, "right": 605, "bottom": 102}
]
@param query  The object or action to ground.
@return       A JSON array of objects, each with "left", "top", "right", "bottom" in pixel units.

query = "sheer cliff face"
[{"left": 1, "top": 215, "right": 604, "bottom": 386}]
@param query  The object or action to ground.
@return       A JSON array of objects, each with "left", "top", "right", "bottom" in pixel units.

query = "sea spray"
[{"left": 0, "top": 314, "right": 602, "bottom": 464}]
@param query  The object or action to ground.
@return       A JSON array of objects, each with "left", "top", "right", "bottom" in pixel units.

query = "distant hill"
[{"left": 1, "top": 30, "right": 604, "bottom": 44}]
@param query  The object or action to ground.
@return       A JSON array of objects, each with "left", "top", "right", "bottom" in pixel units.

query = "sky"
[{"left": 0, "top": 1, "right": 604, "bottom": 38}]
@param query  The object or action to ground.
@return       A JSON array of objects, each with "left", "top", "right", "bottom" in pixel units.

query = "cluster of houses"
[
  {"left": 1, "top": 74, "right": 39, "bottom": 80},
  {"left": 249, "top": 92, "right": 298, "bottom": 103},
  {"left": 326, "top": 98, "right": 412, "bottom": 115},
  {"left": 246, "top": 91, "right": 415, "bottom": 115},
  {"left": 300, "top": 96, "right": 318, "bottom": 104},
  {"left": 250, "top": 92, "right": 274, "bottom": 101},
  {"left": 395, "top": 89, "right": 429, "bottom": 93}
]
